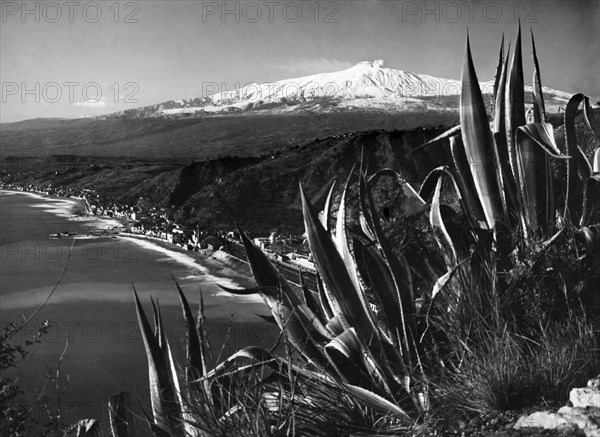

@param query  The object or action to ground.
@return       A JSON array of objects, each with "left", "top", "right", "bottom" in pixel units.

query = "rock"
[
  {"left": 571, "top": 387, "right": 600, "bottom": 409},
  {"left": 515, "top": 407, "right": 600, "bottom": 437},
  {"left": 556, "top": 407, "right": 600, "bottom": 437},
  {"left": 515, "top": 411, "right": 569, "bottom": 430},
  {"left": 589, "top": 376, "right": 600, "bottom": 391}
]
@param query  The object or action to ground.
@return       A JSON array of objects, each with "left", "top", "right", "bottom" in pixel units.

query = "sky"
[{"left": 1, "top": 0, "right": 598, "bottom": 122}]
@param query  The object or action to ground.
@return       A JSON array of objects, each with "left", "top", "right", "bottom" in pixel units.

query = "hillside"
[
  {"left": 0, "top": 111, "right": 458, "bottom": 159},
  {"left": 3, "top": 107, "right": 597, "bottom": 236}
]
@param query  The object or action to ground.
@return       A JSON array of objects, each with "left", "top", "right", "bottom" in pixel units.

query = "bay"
[{"left": 0, "top": 190, "right": 275, "bottom": 428}]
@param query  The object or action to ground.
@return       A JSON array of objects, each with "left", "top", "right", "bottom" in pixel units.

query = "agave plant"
[
  {"left": 128, "top": 278, "right": 417, "bottom": 436},
  {"left": 227, "top": 24, "right": 599, "bottom": 428},
  {"left": 120, "top": 26, "right": 598, "bottom": 437},
  {"left": 419, "top": 25, "right": 599, "bottom": 272}
]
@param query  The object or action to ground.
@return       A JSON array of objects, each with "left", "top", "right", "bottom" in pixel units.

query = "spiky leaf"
[{"left": 460, "top": 34, "right": 504, "bottom": 229}]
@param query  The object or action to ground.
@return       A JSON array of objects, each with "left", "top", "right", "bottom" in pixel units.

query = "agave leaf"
[
  {"left": 175, "top": 283, "right": 206, "bottom": 388},
  {"left": 431, "top": 271, "right": 452, "bottom": 301},
  {"left": 300, "top": 183, "right": 379, "bottom": 339},
  {"left": 505, "top": 23, "right": 526, "bottom": 190},
  {"left": 564, "top": 94, "right": 594, "bottom": 221},
  {"left": 152, "top": 299, "right": 183, "bottom": 410},
  {"left": 492, "top": 33, "right": 505, "bottom": 105},
  {"left": 430, "top": 175, "right": 458, "bottom": 266},
  {"left": 316, "top": 273, "right": 334, "bottom": 321},
  {"left": 334, "top": 168, "right": 362, "bottom": 294},
  {"left": 299, "top": 270, "right": 328, "bottom": 325},
  {"left": 333, "top": 169, "right": 383, "bottom": 336},
  {"left": 205, "top": 346, "right": 279, "bottom": 380},
  {"left": 581, "top": 175, "right": 600, "bottom": 227},
  {"left": 239, "top": 228, "right": 331, "bottom": 364},
  {"left": 133, "top": 289, "right": 184, "bottom": 435},
  {"left": 108, "top": 392, "right": 135, "bottom": 437},
  {"left": 516, "top": 123, "right": 564, "bottom": 156},
  {"left": 415, "top": 124, "right": 461, "bottom": 151},
  {"left": 69, "top": 419, "right": 101, "bottom": 437},
  {"left": 577, "top": 225, "right": 600, "bottom": 257},
  {"left": 359, "top": 211, "right": 376, "bottom": 242},
  {"left": 448, "top": 136, "right": 487, "bottom": 226},
  {"left": 460, "top": 34, "right": 504, "bottom": 229},
  {"left": 530, "top": 29, "right": 546, "bottom": 123},
  {"left": 319, "top": 181, "right": 336, "bottom": 232},
  {"left": 493, "top": 132, "right": 520, "bottom": 230},
  {"left": 583, "top": 97, "right": 600, "bottom": 140},
  {"left": 325, "top": 315, "right": 344, "bottom": 336},
  {"left": 137, "top": 401, "right": 174, "bottom": 437},
  {"left": 515, "top": 123, "right": 567, "bottom": 233},
  {"left": 358, "top": 165, "right": 377, "bottom": 241},
  {"left": 493, "top": 44, "right": 520, "bottom": 225},
  {"left": 254, "top": 313, "right": 277, "bottom": 324},
  {"left": 493, "top": 43, "right": 510, "bottom": 139},
  {"left": 324, "top": 328, "right": 371, "bottom": 387},
  {"left": 359, "top": 174, "right": 418, "bottom": 376},
  {"left": 353, "top": 235, "right": 403, "bottom": 342},
  {"left": 216, "top": 284, "right": 259, "bottom": 295},
  {"left": 343, "top": 384, "right": 411, "bottom": 422},
  {"left": 301, "top": 183, "right": 411, "bottom": 399},
  {"left": 419, "top": 164, "right": 482, "bottom": 228},
  {"left": 594, "top": 148, "right": 600, "bottom": 174}
]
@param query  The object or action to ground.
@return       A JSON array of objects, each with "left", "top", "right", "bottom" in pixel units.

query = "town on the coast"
[{"left": 1, "top": 182, "right": 318, "bottom": 291}]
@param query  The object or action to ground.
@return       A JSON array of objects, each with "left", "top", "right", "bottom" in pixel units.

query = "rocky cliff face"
[{"left": 172, "top": 126, "right": 452, "bottom": 233}]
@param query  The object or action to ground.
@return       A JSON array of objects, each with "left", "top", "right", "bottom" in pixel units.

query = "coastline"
[
  {"left": 0, "top": 188, "right": 262, "bottom": 290},
  {"left": 0, "top": 188, "right": 125, "bottom": 234},
  {"left": 119, "top": 233, "right": 255, "bottom": 291},
  {"left": 1, "top": 188, "right": 257, "bottom": 296}
]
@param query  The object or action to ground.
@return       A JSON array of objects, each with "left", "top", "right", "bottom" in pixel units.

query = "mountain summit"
[{"left": 107, "top": 60, "right": 571, "bottom": 119}]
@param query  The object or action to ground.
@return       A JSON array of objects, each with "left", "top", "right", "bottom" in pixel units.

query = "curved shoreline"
[
  {"left": 1, "top": 188, "right": 124, "bottom": 233},
  {"left": 119, "top": 234, "right": 255, "bottom": 291},
  {"left": 1, "top": 188, "right": 256, "bottom": 295}
]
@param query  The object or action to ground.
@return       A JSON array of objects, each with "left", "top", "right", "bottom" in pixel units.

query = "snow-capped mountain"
[{"left": 106, "top": 60, "right": 572, "bottom": 119}]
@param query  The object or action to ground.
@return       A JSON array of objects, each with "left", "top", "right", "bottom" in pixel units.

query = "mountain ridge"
[{"left": 103, "top": 60, "right": 572, "bottom": 119}]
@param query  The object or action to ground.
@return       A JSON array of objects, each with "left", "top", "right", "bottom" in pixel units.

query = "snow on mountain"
[
  {"left": 161, "top": 60, "right": 467, "bottom": 116},
  {"left": 108, "top": 60, "right": 573, "bottom": 119}
]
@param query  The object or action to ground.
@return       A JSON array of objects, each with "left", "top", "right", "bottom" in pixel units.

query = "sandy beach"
[{"left": 119, "top": 234, "right": 257, "bottom": 293}]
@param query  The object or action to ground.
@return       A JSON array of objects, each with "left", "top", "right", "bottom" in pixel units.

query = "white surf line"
[
  {"left": 3, "top": 189, "right": 81, "bottom": 218},
  {"left": 2, "top": 190, "right": 122, "bottom": 231},
  {"left": 118, "top": 235, "right": 255, "bottom": 292}
]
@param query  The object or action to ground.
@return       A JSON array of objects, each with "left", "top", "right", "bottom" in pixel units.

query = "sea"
[{"left": 0, "top": 190, "right": 275, "bottom": 428}]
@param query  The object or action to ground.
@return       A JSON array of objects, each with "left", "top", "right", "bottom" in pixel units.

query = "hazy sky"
[{"left": 1, "top": 0, "right": 598, "bottom": 122}]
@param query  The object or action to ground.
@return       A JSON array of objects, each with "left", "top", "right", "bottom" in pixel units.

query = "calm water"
[{"left": 0, "top": 190, "right": 274, "bottom": 427}]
